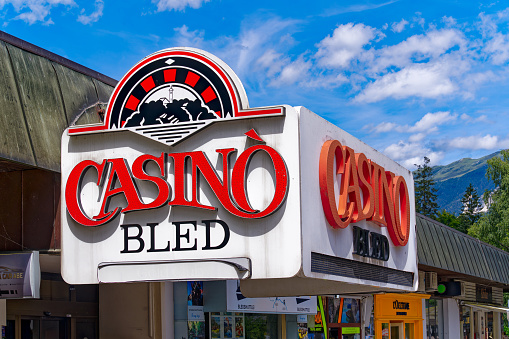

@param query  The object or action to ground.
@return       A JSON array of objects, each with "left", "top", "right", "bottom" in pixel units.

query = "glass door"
[{"left": 390, "top": 322, "right": 403, "bottom": 339}]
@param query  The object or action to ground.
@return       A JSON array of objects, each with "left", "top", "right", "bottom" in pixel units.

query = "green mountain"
[{"left": 427, "top": 151, "right": 502, "bottom": 213}]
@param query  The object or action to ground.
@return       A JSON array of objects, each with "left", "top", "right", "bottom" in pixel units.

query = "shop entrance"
[
  {"left": 379, "top": 320, "right": 417, "bottom": 339},
  {"left": 374, "top": 294, "right": 429, "bottom": 339}
]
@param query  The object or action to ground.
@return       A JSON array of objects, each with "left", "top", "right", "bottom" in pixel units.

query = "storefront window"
[
  {"left": 405, "top": 323, "right": 414, "bottom": 339},
  {"left": 425, "top": 299, "right": 443, "bottom": 339},
  {"left": 245, "top": 314, "right": 278, "bottom": 339},
  {"left": 382, "top": 323, "right": 389, "bottom": 339},
  {"left": 487, "top": 312, "right": 493, "bottom": 339},
  {"left": 461, "top": 306, "right": 471, "bottom": 339},
  {"left": 325, "top": 297, "right": 361, "bottom": 339}
]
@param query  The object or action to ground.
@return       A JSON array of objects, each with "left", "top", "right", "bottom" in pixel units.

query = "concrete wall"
[{"left": 99, "top": 282, "right": 164, "bottom": 339}]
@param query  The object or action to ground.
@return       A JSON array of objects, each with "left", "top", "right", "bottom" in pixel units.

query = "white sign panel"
[
  {"left": 0, "top": 251, "right": 40, "bottom": 299},
  {"left": 226, "top": 280, "right": 316, "bottom": 314}
]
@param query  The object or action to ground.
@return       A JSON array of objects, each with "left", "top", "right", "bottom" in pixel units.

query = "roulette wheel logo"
[{"left": 68, "top": 47, "right": 284, "bottom": 145}]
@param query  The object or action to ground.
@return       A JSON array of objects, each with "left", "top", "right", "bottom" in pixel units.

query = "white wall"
[{"left": 443, "top": 299, "right": 460, "bottom": 339}]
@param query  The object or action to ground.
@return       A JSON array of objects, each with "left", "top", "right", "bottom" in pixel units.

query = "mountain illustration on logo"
[{"left": 124, "top": 85, "right": 217, "bottom": 127}]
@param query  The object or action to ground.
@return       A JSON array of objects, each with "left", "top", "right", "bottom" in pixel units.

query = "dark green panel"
[
  {"left": 496, "top": 250, "right": 509, "bottom": 284},
  {"left": 484, "top": 247, "right": 499, "bottom": 282},
  {"left": 498, "top": 250, "right": 509, "bottom": 284},
  {"left": 53, "top": 62, "right": 100, "bottom": 126},
  {"left": 427, "top": 220, "right": 447, "bottom": 268},
  {"left": 420, "top": 218, "right": 443, "bottom": 268},
  {"left": 449, "top": 232, "right": 466, "bottom": 274},
  {"left": 476, "top": 241, "right": 492, "bottom": 280},
  {"left": 436, "top": 225, "right": 455, "bottom": 271},
  {"left": 0, "top": 41, "right": 36, "bottom": 166},
  {"left": 416, "top": 220, "right": 431, "bottom": 266},
  {"left": 469, "top": 238, "right": 488, "bottom": 279},
  {"left": 73, "top": 106, "right": 102, "bottom": 126},
  {"left": 441, "top": 228, "right": 460, "bottom": 272},
  {"left": 459, "top": 235, "right": 477, "bottom": 276},
  {"left": 417, "top": 218, "right": 435, "bottom": 266},
  {"left": 7, "top": 44, "right": 67, "bottom": 172},
  {"left": 93, "top": 78, "right": 114, "bottom": 103}
]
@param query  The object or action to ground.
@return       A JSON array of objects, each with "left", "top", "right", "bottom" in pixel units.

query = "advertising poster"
[
  {"left": 340, "top": 299, "right": 360, "bottom": 323},
  {"left": 188, "top": 281, "right": 205, "bottom": 339},
  {"left": 210, "top": 312, "right": 244, "bottom": 339},
  {"left": 224, "top": 315, "right": 233, "bottom": 338},
  {"left": 211, "top": 315, "right": 221, "bottom": 339},
  {"left": 235, "top": 316, "right": 244, "bottom": 338}
]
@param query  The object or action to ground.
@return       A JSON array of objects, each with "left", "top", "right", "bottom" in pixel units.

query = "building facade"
[{"left": 0, "top": 32, "right": 507, "bottom": 339}]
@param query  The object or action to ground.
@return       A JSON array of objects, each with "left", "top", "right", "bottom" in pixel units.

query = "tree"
[
  {"left": 469, "top": 150, "right": 509, "bottom": 251},
  {"left": 460, "top": 183, "right": 482, "bottom": 226},
  {"left": 436, "top": 210, "right": 462, "bottom": 231},
  {"left": 414, "top": 156, "right": 439, "bottom": 218}
]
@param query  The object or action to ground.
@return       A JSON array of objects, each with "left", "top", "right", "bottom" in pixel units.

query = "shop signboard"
[
  {"left": 226, "top": 280, "right": 316, "bottom": 314},
  {"left": 0, "top": 251, "right": 40, "bottom": 299},
  {"left": 61, "top": 47, "right": 417, "bottom": 295}
]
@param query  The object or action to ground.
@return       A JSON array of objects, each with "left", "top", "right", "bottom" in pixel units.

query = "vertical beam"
[
  {"left": 493, "top": 311, "right": 501, "bottom": 339},
  {"left": 281, "top": 314, "right": 286, "bottom": 339}
]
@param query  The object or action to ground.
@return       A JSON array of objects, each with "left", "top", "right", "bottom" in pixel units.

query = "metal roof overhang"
[
  {"left": 462, "top": 302, "right": 509, "bottom": 313},
  {"left": 417, "top": 213, "right": 509, "bottom": 290}
]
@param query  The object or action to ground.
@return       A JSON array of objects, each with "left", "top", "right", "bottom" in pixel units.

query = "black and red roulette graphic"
[{"left": 68, "top": 48, "right": 283, "bottom": 146}]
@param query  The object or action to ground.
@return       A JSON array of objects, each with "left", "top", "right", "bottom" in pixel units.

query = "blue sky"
[{"left": 2, "top": 0, "right": 509, "bottom": 169}]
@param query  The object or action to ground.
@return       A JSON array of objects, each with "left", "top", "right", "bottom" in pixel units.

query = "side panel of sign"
[{"left": 297, "top": 106, "right": 418, "bottom": 291}]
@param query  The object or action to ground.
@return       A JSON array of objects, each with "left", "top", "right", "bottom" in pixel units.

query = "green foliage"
[
  {"left": 436, "top": 209, "right": 471, "bottom": 233},
  {"left": 414, "top": 156, "right": 439, "bottom": 218},
  {"left": 469, "top": 150, "right": 509, "bottom": 251},
  {"left": 461, "top": 183, "right": 482, "bottom": 225}
]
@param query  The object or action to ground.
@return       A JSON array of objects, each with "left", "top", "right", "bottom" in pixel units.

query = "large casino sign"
[{"left": 62, "top": 48, "right": 417, "bottom": 296}]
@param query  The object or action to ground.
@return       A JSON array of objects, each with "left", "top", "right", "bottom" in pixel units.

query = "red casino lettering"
[
  {"left": 65, "top": 146, "right": 289, "bottom": 226},
  {"left": 319, "top": 139, "right": 410, "bottom": 246}
]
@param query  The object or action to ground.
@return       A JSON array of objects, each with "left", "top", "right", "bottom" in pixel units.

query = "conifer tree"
[
  {"left": 414, "top": 156, "right": 439, "bottom": 218},
  {"left": 460, "top": 183, "right": 482, "bottom": 227}
]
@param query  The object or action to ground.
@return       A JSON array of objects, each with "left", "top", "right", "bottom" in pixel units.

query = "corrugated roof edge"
[
  {"left": 0, "top": 30, "right": 117, "bottom": 87},
  {"left": 416, "top": 212, "right": 509, "bottom": 257}
]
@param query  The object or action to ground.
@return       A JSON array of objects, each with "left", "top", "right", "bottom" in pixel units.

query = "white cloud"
[
  {"left": 77, "top": 0, "right": 103, "bottom": 25},
  {"left": 373, "top": 29, "right": 465, "bottom": 72},
  {"left": 173, "top": 25, "right": 205, "bottom": 47},
  {"left": 1, "top": 0, "right": 76, "bottom": 25},
  {"left": 152, "top": 0, "right": 209, "bottom": 11},
  {"left": 409, "top": 133, "right": 426, "bottom": 142},
  {"left": 460, "top": 113, "right": 489, "bottom": 123},
  {"left": 383, "top": 141, "right": 444, "bottom": 169},
  {"left": 269, "top": 57, "right": 311, "bottom": 87},
  {"left": 409, "top": 111, "right": 457, "bottom": 133},
  {"left": 485, "top": 32, "right": 509, "bottom": 65},
  {"left": 369, "top": 111, "right": 457, "bottom": 135},
  {"left": 355, "top": 61, "right": 458, "bottom": 102},
  {"left": 372, "top": 122, "right": 398, "bottom": 133},
  {"left": 391, "top": 19, "right": 408, "bottom": 33},
  {"left": 447, "top": 134, "right": 509, "bottom": 150},
  {"left": 315, "top": 23, "right": 377, "bottom": 69}
]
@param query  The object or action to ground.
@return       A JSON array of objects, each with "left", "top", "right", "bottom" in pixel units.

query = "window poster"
[
  {"left": 341, "top": 299, "right": 360, "bottom": 323},
  {"left": 188, "top": 281, "right": 205, "bottom": 339},
  {"left": 224, "top": 314, "right": 233, "bottom": 338},
  {"left": 210, "top": 312, "right": 245, "bottom": 339},
  {"left": 235, "top": 316, "right": 244, "bottom": 337},
  {"left": 326, "top": 297, "right": 360, "bottom": 325},
  {"left": 211, "top": 315, "right": 221, "bottom": 339}
]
